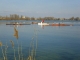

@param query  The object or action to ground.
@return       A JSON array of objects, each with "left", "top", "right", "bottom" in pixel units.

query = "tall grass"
[
  {"left": 0, "top": 41, "right": 5, "bottom": 60},
  {"left": 14, "top": 27, "right": 20, "bottom": 60},
  {"left": 4, "top": 42, "right": 8, "bottom": 60},
  {"left": 20, "top": 42, "right": 23, "bottom": 60},
  {"left": 27, "top": 27, "right": 38, "bottom": 60},
  {"left": 10, "top": 40, "right": 16, "bottom": 60}
]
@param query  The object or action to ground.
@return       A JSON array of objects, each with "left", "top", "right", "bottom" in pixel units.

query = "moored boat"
[
  {"left": 38, "top": 22, "right": 49, "bottom": 25},
  {"left": 49, "top": 23, "right": 73, "bottom": 26},
  {"left": 38, "top": 20, "right": 49, "bottom": 25},
  {"left": 6, "top": 22, "right": 31, "bottom": 25},
  {"left": 6, "top": 24, "right": 31, "bottom": 25}
]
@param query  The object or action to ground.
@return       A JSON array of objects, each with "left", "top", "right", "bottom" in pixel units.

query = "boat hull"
[
  {"left": 6, "top": 24, "right": 31, "bottom": 25},
  {"left": 38, "top": 23, "right": 49, "bottom": 25},
  {"left": 50, "top": 23, "right": 73, "bottom": 26}
]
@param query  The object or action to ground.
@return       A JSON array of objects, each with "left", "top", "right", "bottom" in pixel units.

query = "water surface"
[{"left": 0, "top": 20, "right": 80, "bottom": 60}]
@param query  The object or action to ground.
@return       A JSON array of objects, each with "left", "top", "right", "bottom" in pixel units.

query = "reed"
[
  {"left": 27, "top": 56, "right": 32, "bottom": 60},
  {"left": 10, "top": 40, "right": 16, "bottom": 60},
  {"left": 4, "top": 42, "right": 8, "bottom": 60},
  {"left": 14, "top": 27, "right": 20, "bottom": 60},
  {"left": 27, "top": 27, "right": 38, "bottom": 60},
  {"left": 16, "top": 37, "right": 20, "bottom": 60},
  {"left": 0, "top": 26, "right": 38, "bottom": 60},
  {"left": 33, "top": 28, "right": 38, "bottom": 60},
  {"left": 14, "top": 27, "right": 18, "bottom": 39},
  {"left": 34, "top": 28, "right": 38, "bottom": 57},
  {"left": 0, "top": 41, "right": 5, "bottom": 60},
  {"left": 20, "top": 42, "right": 23, "bottom": 60}
]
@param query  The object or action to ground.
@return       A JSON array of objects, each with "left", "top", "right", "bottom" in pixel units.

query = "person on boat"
[{"left": 42, "top": 20, "right": 44, "bottom": 23}]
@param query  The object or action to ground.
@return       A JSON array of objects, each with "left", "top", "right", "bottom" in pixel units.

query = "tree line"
[{"left": 0, "top": 14, "right": 80, "bottom": 20}]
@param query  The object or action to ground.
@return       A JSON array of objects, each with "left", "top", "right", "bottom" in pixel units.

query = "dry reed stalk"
[
  {"left": 14, "top": 27, "right": 20, "bottom": 60},
  {"left": 10, "top": 40, "right": 14, "bottom": 48},
  {"left": 34, "top": 28, "right": 38, "bottom": 60},
  {"left": 27, "top": 56, "right": 32, "bottom": 60},
  {"left": 33, "top": 29, "right": 38, "bottom": 60},
  {"left": 35, "top": 31, "right": 38, "bottom": 58},
  {"left": 4, "top": 42, "right": 8, "bottom": 60},
  {"left": 0, "top": 42, "right": 2, "bottom": 46},
  {"left": 14, "top": 27, "right": 18, "bottom": 39},
  {"left": 29, "top": 38, "right": 35, "bottom": 60},
  {"left": 27, "top": 28, "right": 38, "bottom": 60},
  {"left": 20, "top": 42, "right": 23, "bottom": 60},
  {"left": 17, "top": 40, "right": 20, "bottom": 60},
  {"left": 0, "top": 41, "right": 5, "bottom": 60},
  {"left": 27, "top": 39, "right": 33, "bottom": 60},
  {"left": 10, "top": 40, "right": 16, "bottom": 60}
]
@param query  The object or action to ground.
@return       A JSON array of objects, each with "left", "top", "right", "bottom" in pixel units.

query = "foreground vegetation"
[{"left": 0, "top": 27, "right": 38, "bottom": 60}]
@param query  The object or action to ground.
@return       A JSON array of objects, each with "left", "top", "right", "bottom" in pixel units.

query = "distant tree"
[
  {"left": 30, "top": 17, "right": 35, "bottom": 20},
  {"left": 69, "top": 17, "right": 74, "bottom": 20},
  {"left": 75, "top": 17, "right": 79, "bottom": 21},
  {"left": 25, "top": 17, "right": 30, "bottom": 20},
  {"left": 58, "top": 18, "right": 60, "bottom": 20},
  {"left": 0, "top": 16, "right": 2, "bottom": 20},
  {"left": 37, "top": 17, "right": 43, "bottom": 20}
]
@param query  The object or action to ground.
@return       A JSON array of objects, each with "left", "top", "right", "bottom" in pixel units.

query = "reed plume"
[
  {"left": 0, "top": 41, "right": 5, "bottom": 60},
  {"left": 14, "top": 27, "right": 20, "bottom": 60},
  {"left": 14, "top": 27, "right": 18, "bottom": 39},
  {"left": 0, "top": 42, "right": 2, "bottom": 46},
  {"left": 27, "top": 56, "right": 32, "bottom": 60},
  {"left": 10, "top": 40, "right": 16, "bottom": 60},
  {"left": 10, "top": 40, "right": 14, "bottom": 48}
]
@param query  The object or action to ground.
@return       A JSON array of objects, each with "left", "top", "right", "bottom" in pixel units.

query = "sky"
[{"left": 0, "top": 0, "right": 80, "bottom": 18}]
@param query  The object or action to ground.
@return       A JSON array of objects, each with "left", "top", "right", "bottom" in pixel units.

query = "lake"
[{"left": 0, "top": 20, "right": 80, "bottom": 60}]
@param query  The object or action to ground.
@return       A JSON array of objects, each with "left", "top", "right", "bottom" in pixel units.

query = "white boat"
[{"left": 38, "top": 22, "right": 49, "bottom": 25}]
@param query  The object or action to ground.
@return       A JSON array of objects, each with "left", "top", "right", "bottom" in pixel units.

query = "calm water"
[{"left": 0, "top": 20, "right": 80, "bottom": 60}]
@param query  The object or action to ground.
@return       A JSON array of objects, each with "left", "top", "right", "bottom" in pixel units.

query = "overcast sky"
[{"left": 0, "top": 0, "right": 80, "bottom": 18}]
